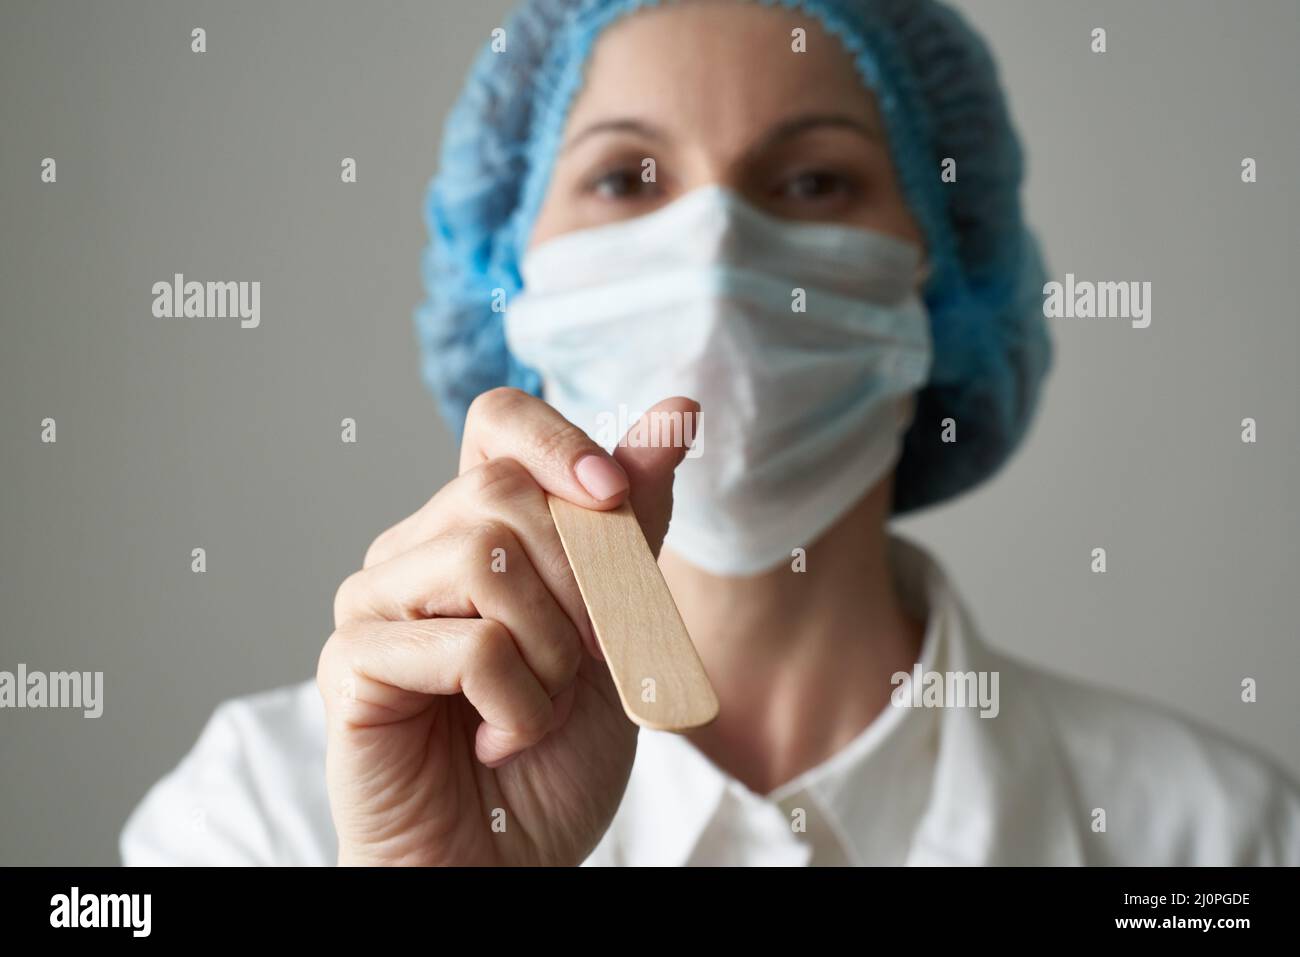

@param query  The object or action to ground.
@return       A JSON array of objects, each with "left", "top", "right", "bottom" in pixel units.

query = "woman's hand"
[{"left": 317, "top": 388, "right": 697, "bottom": 865}]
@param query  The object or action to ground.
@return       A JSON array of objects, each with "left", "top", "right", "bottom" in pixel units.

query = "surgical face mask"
[{"left": 504, "top": 185, "right": 933, "bottom": 576}]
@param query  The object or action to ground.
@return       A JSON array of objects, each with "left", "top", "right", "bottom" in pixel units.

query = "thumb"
[{"left": 612, "top": 396, "right": 701, "bottom": 557}]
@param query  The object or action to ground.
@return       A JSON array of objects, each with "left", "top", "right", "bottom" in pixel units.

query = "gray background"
[{"left": 1, "top": 0, "right": 1296, "bottom": 865}]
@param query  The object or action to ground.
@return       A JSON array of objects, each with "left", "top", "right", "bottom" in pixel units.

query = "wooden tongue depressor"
[{"left": 548, "top": 496, "right": 720, "bottom": 732}]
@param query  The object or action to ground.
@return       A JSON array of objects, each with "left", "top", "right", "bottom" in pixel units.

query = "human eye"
[
  {"left": 583, "top": 163, "right": 661, "bottom": 202},
  {"left": 777, "top": 168, "right": 859, "bottom": 204}
]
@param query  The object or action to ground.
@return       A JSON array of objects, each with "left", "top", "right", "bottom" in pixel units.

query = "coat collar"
[
  {"left": 613, "top": 535, "right": 1087, "bottom": 866},
  {"left": 902, "top": 540, "right": 1087, "bottom": 865}
]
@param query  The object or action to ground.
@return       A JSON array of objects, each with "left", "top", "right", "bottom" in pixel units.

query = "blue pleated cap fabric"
[{"left": 416, "top": 0, "right": 1052, "bottom": 514}]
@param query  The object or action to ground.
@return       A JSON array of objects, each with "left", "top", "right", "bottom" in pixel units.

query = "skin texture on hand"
[{"left": 318, "top": 390, "right": 698, "bottom": 865}]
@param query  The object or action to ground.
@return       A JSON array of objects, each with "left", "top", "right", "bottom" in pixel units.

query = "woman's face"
[{"left": 529, "top": 0, "right": 923, "bottom": 250}]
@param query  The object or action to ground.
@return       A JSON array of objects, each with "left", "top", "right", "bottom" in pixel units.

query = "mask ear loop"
[{"left": 915, "top": 258, "right": 933, "bottom": 290}]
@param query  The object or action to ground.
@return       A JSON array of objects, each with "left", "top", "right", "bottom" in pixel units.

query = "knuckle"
[
  {"left": 531, "top": 420, "right": 592, "bottom": 468},
  {"left": 363, "top": 528, "right": 396, "bottom": 569},
  {"left": 332, "top": 571, "right": 364, "bottom": 626},
  {"left": 468, "top": 456, "right": 535, "bottom": 505},
  {"left": 464, "top": 519, "right": 517, "bottom": 564},
  {"left": 468, "top": 386, "right": 528, "bottom": 428},
  {"left": 543, "top": 632, "right": 582, "bottom": 691},
  {"left": 316, "top": 629, "right": 353, "bottom": 696},
  {"left": 315, "top": 634, "right": 336, "bottom": 687}
]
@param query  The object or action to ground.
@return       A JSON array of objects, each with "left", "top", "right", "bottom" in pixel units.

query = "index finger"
[{"left": 460, "top": 387, "right": 629, "bottom": 510}]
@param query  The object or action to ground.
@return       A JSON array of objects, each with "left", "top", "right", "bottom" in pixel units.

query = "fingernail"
[{"left": 574, "top": 454, "right": 628, "bottom": 501}]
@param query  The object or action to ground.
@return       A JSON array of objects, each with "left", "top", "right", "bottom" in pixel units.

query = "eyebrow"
[
  {"left": 754, "top": 112, "right": 881, "bottom": 151},
  {"left": 561, "top": 111, "right": 880, "bottom": 155},
  {"left": 562, "top": 118, "right": 670, "bottom": 153}
]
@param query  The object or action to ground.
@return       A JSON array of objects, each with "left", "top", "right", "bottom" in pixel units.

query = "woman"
[{"left": 121, "top": 0, "right": 1299, "bottom": 866}]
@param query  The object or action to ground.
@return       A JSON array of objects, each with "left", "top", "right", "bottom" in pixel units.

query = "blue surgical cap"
[{"left": 416, "top": 0, "right": 1052, "bottom": 514}]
